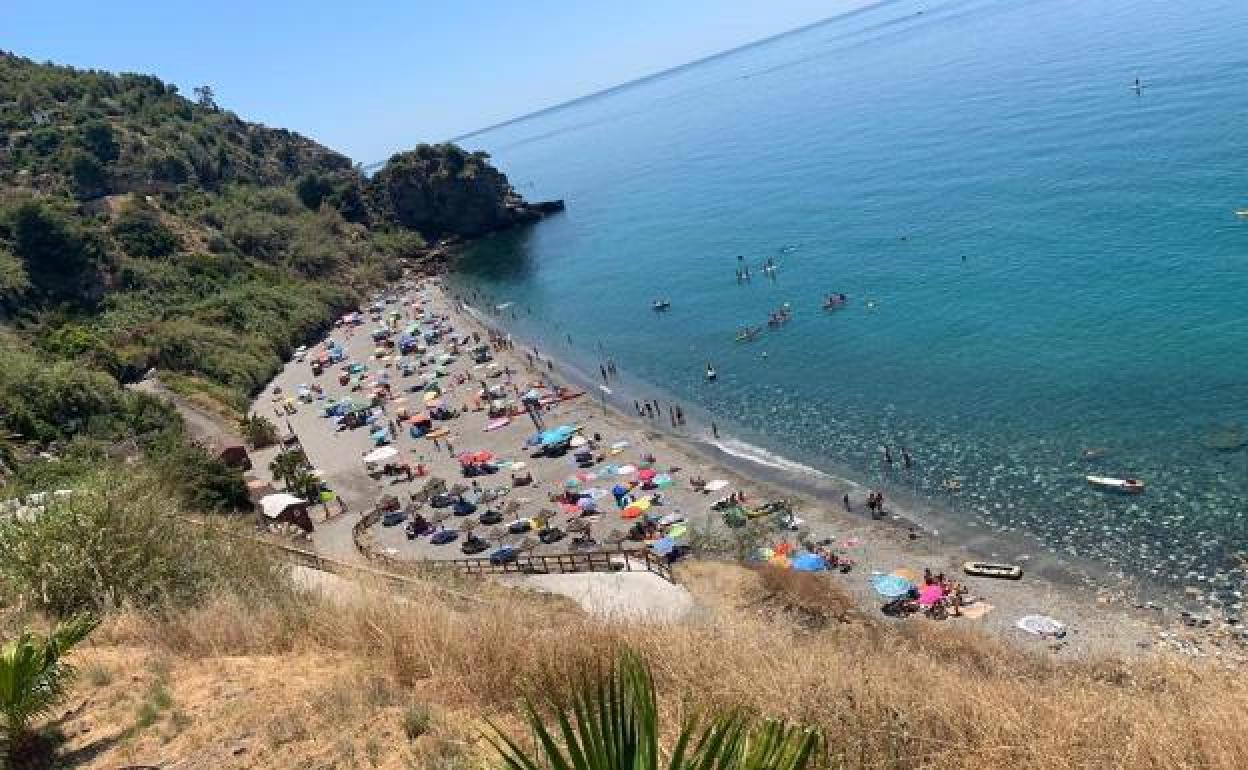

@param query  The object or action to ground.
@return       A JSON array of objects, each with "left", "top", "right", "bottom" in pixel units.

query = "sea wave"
[{"left": 710, "top": 437, "right": 834, "bottom": 480}]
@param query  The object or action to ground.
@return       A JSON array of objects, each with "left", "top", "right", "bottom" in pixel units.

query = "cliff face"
[{"left": 368, "top": 144, "right": 563, "bottom": 238}]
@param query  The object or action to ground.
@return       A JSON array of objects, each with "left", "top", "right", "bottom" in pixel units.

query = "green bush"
[
  {"left": 0, "top": 470, "right": 280, "bottom": 616},
  {"left": 110, "top": 200, "right": 181, "bottom": 257}
]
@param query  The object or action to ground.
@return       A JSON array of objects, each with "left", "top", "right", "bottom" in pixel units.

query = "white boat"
[{"left": 1086, "top": 475, "right": 1145, "bottom": 493}]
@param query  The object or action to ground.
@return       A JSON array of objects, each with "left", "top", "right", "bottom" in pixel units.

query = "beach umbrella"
[
  {"left": 791, "top": 553, "right": 829, "bottom": 572},
  {"left": 621, "top": 505, "right": 643, "bottom": 520},
  {"left": 918, "top": 584, "right": 945, "bottom": 607},
  {"left": 658, "top": 513, "right": 685, "bottom": 526},
  {"left": 666, "top": 524, "right": 688, "bottom": 539},
  {"left": 637, "top": 468, "right": 657, "bottom": 482},
  {"left": 650, "top": 537, "right": 678, "bottom": 556},
  {"left": 611, "top": 484, "right": 629, "bottom": 498},
  {"left": 655, "top": 475, "right": 675, "bottom": 488},
  {"left": 564, "top": 477, "right": 582, "bottom": 489},
  {"left": 586, "top": 488, "right": 608, "bottom": 500},
  {"left": 569, "top": 435, "right": 588, "bottom": 447},
  {"left": 617, "top": 464, "right": 638, "bottom": 476},
  {"left": 704, "top": 479, "right": 729, "bottom": 492},
  {"left": 577, "top": 496, "right": 597, "bottom": 512},
  {"left": 871, "top": 574, "right": 914, "bottom": 599}
]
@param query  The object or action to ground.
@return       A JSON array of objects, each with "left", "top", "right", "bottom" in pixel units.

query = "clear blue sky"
[{"left": 7, "top": 0, "right": 864, "bottom": 164}]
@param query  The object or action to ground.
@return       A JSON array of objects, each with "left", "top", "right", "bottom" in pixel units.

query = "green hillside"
[{"left": 0, "top": 51, "right": 556, "bottom": 508}]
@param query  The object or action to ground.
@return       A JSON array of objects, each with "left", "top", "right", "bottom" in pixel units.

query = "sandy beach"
[{"left": 247, "top": 275, "right": 1242, "bottom": 663}]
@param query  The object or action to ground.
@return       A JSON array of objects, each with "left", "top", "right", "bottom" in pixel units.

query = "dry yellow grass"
[{"left": 48, "top": 562, "right": 1248, "bottom": 769}]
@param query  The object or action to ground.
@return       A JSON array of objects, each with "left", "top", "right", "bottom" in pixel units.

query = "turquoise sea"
[{"left": 449, "top": 0, "right": 1248, "bottom": 601}]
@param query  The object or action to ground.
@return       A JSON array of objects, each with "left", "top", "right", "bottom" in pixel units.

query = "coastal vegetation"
[{"left": 0, "top": 51, "right": 548, "bottom": 510}]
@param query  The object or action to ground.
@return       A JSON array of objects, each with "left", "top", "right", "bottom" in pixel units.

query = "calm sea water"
[{"left": 450, "top": 0, "right": 1248, "bottom": 599}]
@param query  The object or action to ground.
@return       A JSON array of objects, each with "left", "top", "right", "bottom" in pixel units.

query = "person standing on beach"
[
  {"left": 608, "top": 359, "right": 617, "bottom": 377},
  {"left": 843, "top": 493, "right": 851, "bottom": 512},
  {"left": 600, "top": 364, "right": 608, "bottom": 383},
  {"left": 676, "top": 405, "right": 685, "bottom": 425},
  {"left": 634, "top": 400, "right": 642, "bottom": 416},
  {"left": 711, "top": 421, "right": 719, "bottom": 439},
  {"left": 883, "top": 445, "right": 894, "bottom": 465},
  {"left": 902, "top": 447, "right": 912, "bottom": 469}
]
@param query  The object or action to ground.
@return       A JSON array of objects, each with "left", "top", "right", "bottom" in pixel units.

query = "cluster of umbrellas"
[{"left": 870, "top": 569, "right": 945, "bottom": 606}]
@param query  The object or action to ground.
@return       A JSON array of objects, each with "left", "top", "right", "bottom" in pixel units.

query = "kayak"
[
  {"left": 1086, "top": 475, "right": 1145, "bottom": 493},
  {"left": 962, "top": 561, "right": 1024, "bottom": 580}
]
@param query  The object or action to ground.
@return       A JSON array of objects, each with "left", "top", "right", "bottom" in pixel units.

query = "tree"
[
  {"left": 4, "top": 199, "right": 108, "bottom": 304},
  {"left": 192, "top": 84, "right": 216, "bottom": 110},
  {"left": 238, "top": 414, "right": 279, "bottom": 449},
  {"left": 488, "top": 649, "right": 822, "bottom": 770},
  {"left": 288, "top": 467, "right": 322, "bottom": 504},
  {"left": 0, "top": 615, "right": 98, "bottom": 762},
  {"left": 269, "top": 448, "right": 308, "bottom": 489},
  {"left": 80, "top": 121, "right": 119, "bottom": 163},
  {"left": 68, "top": 152, "right": 107, "bottom": 198}
]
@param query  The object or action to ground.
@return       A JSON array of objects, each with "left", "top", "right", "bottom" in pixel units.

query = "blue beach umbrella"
[
  {"left": 791, "top": 553, "right": 829, "bottom": 572},
  {"left": 650, "top": 537, "right": 678, "bottom": 556},
  {"left": 871, "top": 574, "right": 914, "bottom": 599}
]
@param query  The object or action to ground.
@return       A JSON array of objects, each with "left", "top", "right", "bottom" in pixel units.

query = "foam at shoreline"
[{"left": 709, "top": 437, "right": 834, "bottom": 480}]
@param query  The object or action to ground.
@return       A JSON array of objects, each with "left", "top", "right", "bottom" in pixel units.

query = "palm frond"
[{"left": 487, "top": 648, "right": 824, "bottom": 770}]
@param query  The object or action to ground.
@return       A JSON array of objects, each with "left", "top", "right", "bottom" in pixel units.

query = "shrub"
[
  {"left": 239, "top": 414, "right": 279, "bottom": 449},
  {"left": 0, "top": 469, "right": 278, "bottom": 615},
  {"left": 110, "top": 200, "right": 181, "bottom": 257},
  {"left": 402, "top": 704, "right": 432, "bottom": 741}
]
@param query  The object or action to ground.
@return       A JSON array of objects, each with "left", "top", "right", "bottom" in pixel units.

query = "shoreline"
[
  {"left": 251, "top": 272, "right": 1240, "bottom": 662},
  {"left": 428, "top": 280, "right": 1176, "bottom": 659}
]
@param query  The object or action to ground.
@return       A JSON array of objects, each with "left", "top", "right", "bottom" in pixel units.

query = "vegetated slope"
[
  {"left": 0, "top": 51, "right": 554, "bottom": 506},
  {"left": 59, "top": 561, "right": 1248, "bottom": 770}
]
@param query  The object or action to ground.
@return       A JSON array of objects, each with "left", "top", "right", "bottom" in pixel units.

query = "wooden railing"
[{"left": 439, "top": 548, "right": 675, "bottom": 583}]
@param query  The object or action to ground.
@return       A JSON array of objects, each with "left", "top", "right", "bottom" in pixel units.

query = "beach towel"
[{"left": 958, "top": 602, "right": 995, "bottom": 620}]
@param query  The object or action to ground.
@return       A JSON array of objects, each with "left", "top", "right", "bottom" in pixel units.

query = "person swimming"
[{"left": 705, "top": 363, "right": 717, "bottom": 380}]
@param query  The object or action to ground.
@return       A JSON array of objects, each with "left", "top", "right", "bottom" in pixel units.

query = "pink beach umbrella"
[{"left": 918, "top": 584, "right": 945, "bottom": 607}]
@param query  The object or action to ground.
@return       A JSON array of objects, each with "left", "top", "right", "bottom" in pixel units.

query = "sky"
[{"left": 6, "top": 0, "right": 866, "bottom": 164}]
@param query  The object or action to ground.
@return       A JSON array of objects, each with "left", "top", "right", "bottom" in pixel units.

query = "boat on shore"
[
  {"left": 963, "top": 561, "right": 1024, "bottom": 580},
  {"left": 1086, "top": 475, "right": 1145, "bottom": 493}
]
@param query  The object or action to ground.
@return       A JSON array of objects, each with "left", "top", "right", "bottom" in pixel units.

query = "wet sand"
[{"left": 250, "top": 276, "right": 1239, "bottom": 662}]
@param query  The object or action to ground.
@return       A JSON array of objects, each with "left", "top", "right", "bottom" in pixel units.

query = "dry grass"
[{"left": 51, "top": 563, "right": 1248, "bottom": 769}]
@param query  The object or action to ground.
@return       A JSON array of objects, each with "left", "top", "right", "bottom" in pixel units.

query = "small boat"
[
  {"left": 735, "top": 327, "right": 761, "bottom": 342},
  {"left": 1236, "top": 209, "right": 1248, "bottom": 218},
  {"left": 652, "top": 299, "right": 671, "bottom": 311},
  {"left": 705, "top": 367, "right": 717, "bottom": 381},
  {"left": 963, "top": 561, "right": 1024, "bottom": 580},
  {"left": 1086, "top": 475, "right": 1145, "bottom": 493}
]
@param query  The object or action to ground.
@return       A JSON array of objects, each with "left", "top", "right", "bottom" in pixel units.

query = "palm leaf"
[{"left": 487, "top": 648, "right": 823, "bottom": 770}]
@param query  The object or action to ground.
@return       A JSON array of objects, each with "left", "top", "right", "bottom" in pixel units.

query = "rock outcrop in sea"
[{"left": 369, "top": 144, "right": 564, "bottom": 238}]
